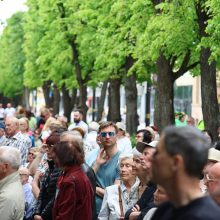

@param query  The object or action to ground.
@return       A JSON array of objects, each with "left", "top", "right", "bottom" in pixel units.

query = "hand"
[
  {"left": 96, "top": 186, "right": 105, "bottom": 198},
  {"left": 131, "top": 204, "right": 140, "bottom": 212},
  {"left": 96, "top": 148, "right": 109, "bottom": 165},
  {"left": 129, "top": 211, "right": 140, "bottom": 220},
  {"left": 40, "top": 144, "right": 47, "bottom": 154},
  {"left": 34, "top": 215, "right": 43, "bottom": 220}
]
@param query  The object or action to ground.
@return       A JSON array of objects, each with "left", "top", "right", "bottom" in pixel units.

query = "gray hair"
[
  {"left": 118, "top": 153, "right": 133, "bottom": 165},
  {"left": 0, "top": 146, "right": 20, "bottom": 169},
  {"left": 60, "top": 130, "right": 83, "bottom": 140},
  {"left": 163, "top": 126, "right": 209, "bottom": 178}
]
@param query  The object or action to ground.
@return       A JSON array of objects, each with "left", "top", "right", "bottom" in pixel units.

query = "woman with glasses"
[
  {"left": 98, "top": 154, "right": 140, "bottom": 220},
  {"left": 33, "top": 131, "right": 61, "bottom": 220}
]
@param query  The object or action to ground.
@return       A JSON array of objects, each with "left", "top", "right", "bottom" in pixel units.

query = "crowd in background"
[{"left": 0, "top": 103, "right": 220, "bottom": 220}]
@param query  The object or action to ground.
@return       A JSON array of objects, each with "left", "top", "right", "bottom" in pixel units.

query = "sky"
[{"left": 0, "top": 0, "right": 27, "bottom": 33}]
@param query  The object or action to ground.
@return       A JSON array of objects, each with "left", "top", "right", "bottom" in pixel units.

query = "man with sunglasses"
[{"left": 87, "top": 121, "right": 121, "bottom": 216}]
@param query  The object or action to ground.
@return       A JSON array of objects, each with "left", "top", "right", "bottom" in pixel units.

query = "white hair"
[
  {"left": 118, "top": 153, "right": 133, "bottom": 165},
  {"left": 0, "top": 146, "right": 20, "bottom": 169},
  {"left": 60, "top": 131, "right": 83, "bottom": 141}
]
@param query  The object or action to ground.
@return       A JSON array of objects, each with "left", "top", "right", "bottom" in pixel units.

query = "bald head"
[{"left": 5, "top": 117, "right": 19, "bottom": 137}]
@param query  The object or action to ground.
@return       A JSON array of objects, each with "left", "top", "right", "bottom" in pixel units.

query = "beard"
[{"left": 74, "top": 118, "right": 80, "bottom": 123}]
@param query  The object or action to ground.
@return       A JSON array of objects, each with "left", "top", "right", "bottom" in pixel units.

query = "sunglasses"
[{"left": 100, "top": 132, "right": 115, "bottom": 138}]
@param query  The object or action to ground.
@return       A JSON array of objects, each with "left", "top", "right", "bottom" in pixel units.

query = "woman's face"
[
  {"left": 27, "top": 151, "right": 35, "bottom": 163},
  {"left": 19, "top": 119, "right": 28, "bottom": 132},
  {"left": 132, "top": 156, "right": 146, "bottom": 178},
  {"left": 153, "top": 185, "right": 168, "bottom": 206},
  {"left": 120, "top": 158, "right": 134, "bottom": 183},
  {"left": 45, "top": 143, "right": 55, "bottom": 160}
]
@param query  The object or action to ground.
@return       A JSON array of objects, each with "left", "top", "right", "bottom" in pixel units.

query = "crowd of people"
[{"left": 0, "top": 103, "right": 220, "bottom": 220}]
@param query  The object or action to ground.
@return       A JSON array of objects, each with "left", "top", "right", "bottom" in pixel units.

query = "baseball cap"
[
  {"left": 136, "top": 140, "right": 159, "bottom": 153},
  {"left": 208, "top": 148, "right": 220, "bottom": 162},
  {"left": 116, "top": 122, "right": 125, "bottom": 131}
]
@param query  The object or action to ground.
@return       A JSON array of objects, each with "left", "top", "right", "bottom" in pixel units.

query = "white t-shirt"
[
  {"left": 5, "top": 107, "right": 15, "bottom": 117},
  {"left": 117, "top": 136, "right": 133, "bottom": 154}
]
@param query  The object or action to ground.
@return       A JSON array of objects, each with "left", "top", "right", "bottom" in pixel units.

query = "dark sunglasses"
[{"left": 100, "top": 132, "right": 115, "bottom": 138}]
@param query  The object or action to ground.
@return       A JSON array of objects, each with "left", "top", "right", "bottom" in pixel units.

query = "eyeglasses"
[
  {"left": 19, "top": 173, "right": 28, "bottom": 176},
  {"left": 28, "top": 152, "right": 34, "bottom": 156},
  {"left": 100, "top": 132, "right": 115, "bottom": 138},
  {"left": 204, "top": 174, "right": 218, "bottom": 183},
  {"left": 44, "top": 144, "right": 54, "bottom": 148}
]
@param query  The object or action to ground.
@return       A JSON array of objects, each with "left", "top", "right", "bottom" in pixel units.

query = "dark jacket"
[
  {"left": 53, "top": 165, "right": 94, "bottom": 220},
  {"left": 81, "top": 163, "right": 97, "bottom": 220},
  {"left": 124, "top": 182, "right": 156, "bottom": 220},
  {"left": 33, "top": 160, "right": 61, "bottom": 220}
]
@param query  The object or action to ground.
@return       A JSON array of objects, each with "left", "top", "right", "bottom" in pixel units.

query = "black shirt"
[{"left": 152, "top": 196, "right": 220, "bottom": 220}]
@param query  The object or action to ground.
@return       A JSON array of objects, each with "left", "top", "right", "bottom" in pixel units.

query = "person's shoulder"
[
  {"left": 151, "top": 201, "right": 173, "bottom": 220},
  {"left": 194, "top": 196, "right": 220, "bottom": 214}
]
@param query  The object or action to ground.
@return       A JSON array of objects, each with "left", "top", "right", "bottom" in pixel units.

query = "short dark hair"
[
  {"left": 74, "top": 109, "right": 84, "bottom": 115},
  {"left": 136, "top": 129, "right": 152, "bottom": 143},
  {"left": 54, "top": 139, "right": 84, "bottom": 167},
  {"left": 163, "top": 126, "right": 209, "bottom": 178},
  {"left": 98, "top": 121, "right": 118, "bottom": 134}
]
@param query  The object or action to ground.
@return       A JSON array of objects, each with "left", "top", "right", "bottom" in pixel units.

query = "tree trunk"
[
  {"left": 200, "top": 48, "right": 219, "bottom": 141},
  {"left": 52, "top": 84, "right": 60, "bottom": 115},
  {"left": 196, "top": 3, "right": 220, "bottom": 141},
  {"left": 154, "top": 54, "right": 175, "bottom": 133},
  {"left": 97, "top": 81, "right": 108, "bottom": 122},
  {"left": 62, "top": 85, "right": 77, "bottom": 122},
  {"left": 42, "top": 80, "right": 53, "bottom": 107},
  {"left": 22, "top": 87, "right": 30, "bottom": 110},
  {"left": 125, "top": 74, "right": 138, "bottom": 135},
  {"left": 124, "top": 56, "right": 138, "bottom": 135},
  {"left": 70, "top": 38, "right": 88, "bottom": 121},
  {"left": 78, "top": 84, "right": 88, "bottom": 121},
  {"left": 107, "top": 78, "right": 121, "bottom": 122}
]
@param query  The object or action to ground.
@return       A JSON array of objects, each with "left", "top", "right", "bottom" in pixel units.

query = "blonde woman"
[{"left": 98, "top": 154, "right": 140, "bottom": 220}]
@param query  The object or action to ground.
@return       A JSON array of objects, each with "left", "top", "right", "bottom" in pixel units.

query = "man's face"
[
  {"left": 5, "top": 119, "right": 18, "bottom": 137},
  {"left": 151, "top": 136, "right": 174, "bottom": 185},
  {"left": 136, "top": 132, "right": 143, "bottom": 142},
  {"left": 100, "top": 126, "right": 117, "bottom": 149},
  {"left": 73, "top": 112, "right": 82, "bottom": 123},
  {"left": 205, "top": 171, "right": 220, "bottom": 196}
]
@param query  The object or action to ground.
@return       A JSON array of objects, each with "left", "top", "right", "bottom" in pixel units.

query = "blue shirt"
[{"left": 87, "top": 150, "right": 121, "bottom": 214}]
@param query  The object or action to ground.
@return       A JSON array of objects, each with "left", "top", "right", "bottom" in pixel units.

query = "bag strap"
[{"left": 118, "top": 185, "right": 124, "bottom": 219}]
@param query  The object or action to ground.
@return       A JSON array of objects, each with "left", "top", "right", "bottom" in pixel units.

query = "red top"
[{"left": 53, "top": 165, "right": 93, "bottom": 220}]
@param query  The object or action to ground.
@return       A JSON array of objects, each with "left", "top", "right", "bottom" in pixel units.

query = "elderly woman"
[
  {"left": 98, "top": 154, "right": 140, "bottom": 220},
  {"left": 53, "top": 139, "right": 94, "bottom": 220}
]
